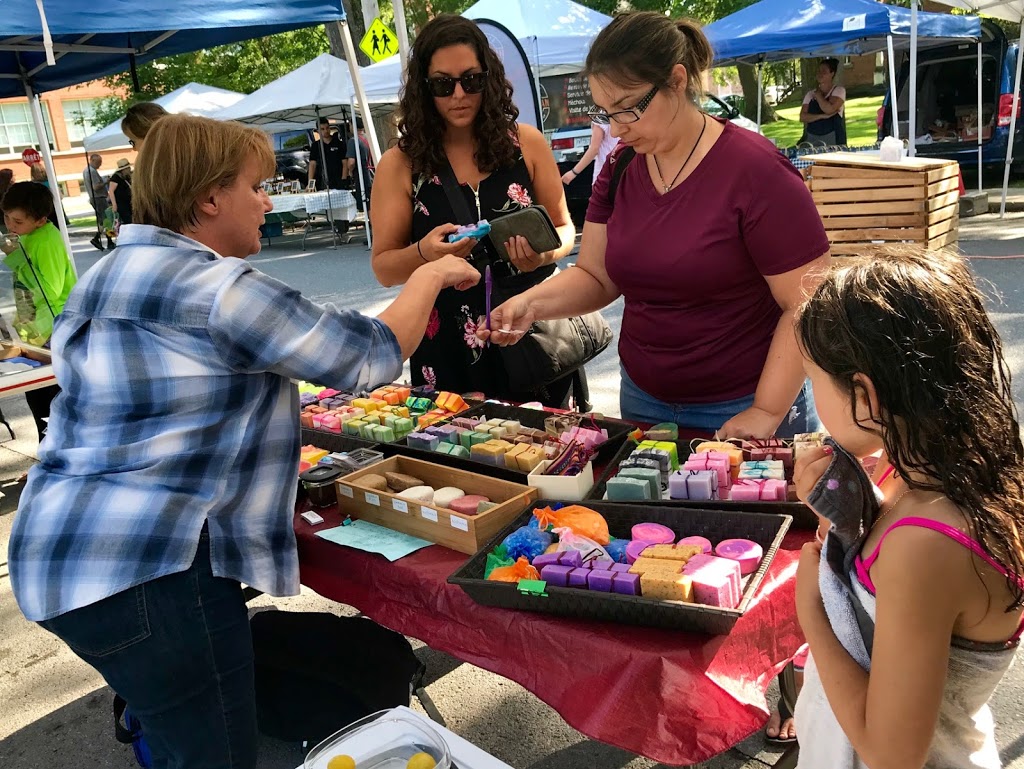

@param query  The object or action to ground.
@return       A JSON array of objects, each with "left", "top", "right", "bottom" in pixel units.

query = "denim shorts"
[{"left": 619, "top": 364, "right": 820, "bottom": 439}]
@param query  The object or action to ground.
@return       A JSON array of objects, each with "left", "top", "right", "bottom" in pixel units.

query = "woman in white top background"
[
  {"left": 561, "top": 121, "right": 620, "bottom": 185},
  {"left": 799, "top": 58, "right": 847, "bottom": 147}
]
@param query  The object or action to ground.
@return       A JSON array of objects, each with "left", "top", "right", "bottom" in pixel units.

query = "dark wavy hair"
[
  {"left": 798, "top": 247, "right": 1024, "bottom": 608},
  {"left": 397, "top": 15, "right": 519, "bottom": 177}
]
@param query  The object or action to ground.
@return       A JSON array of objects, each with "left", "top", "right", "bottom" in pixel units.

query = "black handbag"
[{"left": 436, "top": 160, "right": 612, "bottom": 391}]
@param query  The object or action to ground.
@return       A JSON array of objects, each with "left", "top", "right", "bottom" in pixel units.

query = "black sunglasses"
[{"left": 425, "top": 71, "right": 489, "bottom": 98}]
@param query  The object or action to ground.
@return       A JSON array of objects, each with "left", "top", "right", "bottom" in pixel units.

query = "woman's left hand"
[
  {"left": 718, "top": 405, "right": 784, "bottom": 440},
  {"left": 504, "top": 235, "right": 546, "bottom": 273},
  {"left": 796, "top": 539, "right": 827, "bottom": 631}
]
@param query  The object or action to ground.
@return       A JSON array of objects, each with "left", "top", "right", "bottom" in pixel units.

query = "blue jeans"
[
  {"left": 40, "top": 530, "right": 258, "bottom": 769},
  {"left": 619, "top": 365, "right": 820, "bottom": 439}
]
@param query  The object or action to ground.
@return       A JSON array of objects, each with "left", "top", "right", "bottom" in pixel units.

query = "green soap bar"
[
  {"left": 344, "top": 419, "right": 365, "bottom": 436},
  {"left": 646, "top": 422, "right": 679, "bottom": 441},
  {"left": 449, "top": 444, "right": 470, "bottom": 458},
  {"left": 433, "top": 443, "right": 454, "bottom": 455},
  {"left": 470, "top": 431, "right": 491, "bottom": 446},
  {"left": 459, "top": 431, "right": 476, "bottom": 449},
  {"left": 654, "top": 441, "right": 680, "bottom": 470},
  {"left": 359, "top": 423, "right": 377, "bottom": 439},
  {"left": 372, "top": 425, "right": 396, "bottom": 442},
  {"left": 361, "top": 413, "right": 381, "bottom": 426},
  {"left": 413, "top": 397, "right": 433, "bottom": 411},
  {"left": 477, "top": 501, "right": 498, "bottom": 513},
  {"left": 618, "top": 467, "right": 661, "bottom": 499},
  {"left": 394, "top": 417, "right": 413, "bottom": 434},
  {"left": 383, "top": 414, "right": 398, "bottom": 429},
  {"left": 606, "top": 476, "right": 652, "bottom": 501},
  {"left": 405, "top": 396, "right": 418, "bottom": 408},
  {"left": 447, "top": 428, "right": 465, "bottom": 444}
]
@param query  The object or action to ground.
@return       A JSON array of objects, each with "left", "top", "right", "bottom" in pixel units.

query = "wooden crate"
[
  {"left": 335, "top": 455, "right": 539, "bottom": 554},
  {"left": 807, "top": 153, "right": 960, "bottom": 256}
]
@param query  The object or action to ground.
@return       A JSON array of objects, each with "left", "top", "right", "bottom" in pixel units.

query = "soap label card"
[
  {"left": 339, "top": 485, "right": 354, "bottom": 498},
  {"left": 392, "top": 498, "right": 409, "bottom": 514},
  {"left": 450, "top": 515, "right": 469, "bottom": 532},
  {"left": 364, "top": 492, "right": 380, "bottom": 507},
  {"left": 421, "top": 507, "right": 439, "bottom": 522}
]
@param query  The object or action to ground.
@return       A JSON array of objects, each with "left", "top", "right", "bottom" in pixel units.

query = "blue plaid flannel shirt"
[{"left": 9, "top": 225, "right": 402, "bottom": 621}]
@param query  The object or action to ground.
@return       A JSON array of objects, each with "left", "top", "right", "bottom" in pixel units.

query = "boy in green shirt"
[
  {"left": 1, "top": 182, "right": 76, "bottom": 346},
  {"left": 1, "top": 181, "right": 77, "bottom": 440}
]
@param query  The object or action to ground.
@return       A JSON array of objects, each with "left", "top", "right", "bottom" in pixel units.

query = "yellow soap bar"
[
  {"left": 640, "top": 572, "right": 694, "bottom": 602},
  {"left": 351, "top": 398, "right": 373, "bottom": 412},
  {"left": 516, "top": 445, "right": 546, "bottom": 472},
  {"left": 695, "top": 441, "right": 744, "bottom": 467},
  {"left": 300, "top": 446, "right": 329, "bottom": 465},
  {"left": 505, "top": 443, "right": 528, "bottom": 469},
  {"left": 629, "top": 556, "right": 683, "bottom": 576},
  {"left": 643, "top": 544, "right": 703, "bottom": 563}
]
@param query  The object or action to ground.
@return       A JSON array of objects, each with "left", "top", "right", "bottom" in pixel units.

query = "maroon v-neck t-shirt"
[{"left": 587, "top": 119, "right": 829, "bottom": 404}]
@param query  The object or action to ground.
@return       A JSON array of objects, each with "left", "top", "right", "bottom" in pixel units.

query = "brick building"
[{"left": 0, "top": 80, "right": 136, "bottom": 199}]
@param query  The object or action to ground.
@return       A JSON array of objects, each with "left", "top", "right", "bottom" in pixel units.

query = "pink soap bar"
[
  {"left": 626, "top": 540, "right": 651, "bottom": 564},
  {"left": 677, "top": 535, "right": 713, "bottom": 554},
  {"left": 729, "top": 478, "right": 787, "bottom": 502},
  {"left": 683, "top": 453, "right": 731, "bottom": 489},
  {"left": 631, "top": 522, "right": 675, "bottom": 544},
  {"left": 683, "top": 554, "right": 742, "bottom": 608},
  {"left": 715, "top": 538, "right": 764, "bottom": 575},
  {"left": 449, "top": 494, "right": 489, "bottom": 516}
]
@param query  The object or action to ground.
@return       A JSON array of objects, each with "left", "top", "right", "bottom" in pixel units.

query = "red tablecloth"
[{"left": 295, "top": 505, "right": 810, "bottom": 766}]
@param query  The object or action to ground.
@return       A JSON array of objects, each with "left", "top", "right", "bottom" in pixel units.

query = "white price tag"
[
  {"left": 450, "top": 515, "right": 469, "bottom": 532},
  {"left": 421, "top": 507, "right": 439, "bottom": 522},
  {"left": 392, "top": 498, "right": 409, "bottom": 514},
  {"left": 365, "top": 492, "right": 380, "bottom": 506},
  {"left": 339, "top": 484, "right": 353, "bottom": 498}
]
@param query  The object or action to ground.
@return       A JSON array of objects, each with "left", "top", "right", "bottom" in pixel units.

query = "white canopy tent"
[
  {"left": 909, "top": 0, "right": 1023, "bottom": 215},
  {"left": 83, "top": 83, "right": 245, "bottom": 151}
]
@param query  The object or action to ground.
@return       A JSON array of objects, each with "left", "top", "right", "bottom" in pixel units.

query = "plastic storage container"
[{"left": 304, "top": 709, "right": 452, "bottom": 769}]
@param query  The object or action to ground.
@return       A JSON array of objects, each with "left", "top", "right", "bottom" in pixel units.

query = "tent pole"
[
  {"left": 350, "top": 95, "right": 373, "bottom": 252},
  {"left": 909, "top": 0, "right": 918, "bottom": 157},
  {"left": 25, "top": 84, "right": 77, "bottom": 277},
  {"left": 999, "top": 24, "right": 1023, "bottom": 217},
  {"left": 532, "top": 37, "right": 544, "bottom": 132},
  {"left": 393, "top": 0, "right": 411, "bottom": 68},
  {"left": 335, "top": 20, "right": 382, "bottom": 165},
  {"left": 978, "top": 40, "right": 984, "bottom": 191},
  {"left": 756, "top": 61, "right": 764, "bottom": 131},
  {"left": 887, "top": 35, "right": 899, "bottom": 141},
  {"left": 314, "top": 105, "right": 339, "bottom": 250}
]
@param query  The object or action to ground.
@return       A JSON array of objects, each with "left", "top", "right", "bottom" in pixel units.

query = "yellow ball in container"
[
  {"left": 406, "top": 752, "right": 437, "bottom": 769},
  {"left": 327, "top": 755, "right": 356, "bottom": 769}
]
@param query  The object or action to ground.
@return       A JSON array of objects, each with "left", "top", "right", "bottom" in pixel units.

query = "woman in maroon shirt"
[{"left": 484, "top": 12, "right": 830, "bottom": 440}]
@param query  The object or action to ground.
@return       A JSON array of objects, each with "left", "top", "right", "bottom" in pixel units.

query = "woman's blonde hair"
[
  {"left": 133, "top": 114, "right": 275, "bottom": 233},
  {"left": 122, "top": 101, "right": 168, "bottom": 140}
]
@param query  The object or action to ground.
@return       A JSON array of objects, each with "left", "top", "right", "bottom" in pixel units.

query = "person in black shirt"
[
  {"left": 345, "top": 118, "right": 374, "bottom": 213},
  {"left": 307, "top": 118, "right": 346, "bottom": 191},
  {"left": 108, "top": 158, "right": 133, "bottom": 225}
]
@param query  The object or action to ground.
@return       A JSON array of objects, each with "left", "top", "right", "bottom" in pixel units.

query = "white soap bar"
[
  {"left": 398, "top": 485, "right": 435, "bottom": 504},
  {"left": 433, "top": 486, "right": 466, "bottom": 509}
]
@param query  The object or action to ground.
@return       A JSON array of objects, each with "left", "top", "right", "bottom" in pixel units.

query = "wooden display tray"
[
  {"left": 807, "top": 153, "right": 960, "bottom": 256},
  {"left": 335, "top": 455, "right": 538, "bottom": 554}
]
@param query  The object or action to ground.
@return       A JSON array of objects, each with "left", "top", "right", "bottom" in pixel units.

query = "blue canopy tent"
[
  {"left": 704, "top": 0, "right": 979, "bottom": 147},
  {"left": 0, "top": 0, "right": 357, "bottom": 269}
]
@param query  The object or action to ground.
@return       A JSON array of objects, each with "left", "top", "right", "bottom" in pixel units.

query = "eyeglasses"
[
  {"left": 588, "top": 85, "right": 659, "bottom": 125},
  {"left": 128, "top": 139, "right": 136, "bottom": 148},
  {"left": 425, "top": 71, "right": 489, "bottom": 98}
]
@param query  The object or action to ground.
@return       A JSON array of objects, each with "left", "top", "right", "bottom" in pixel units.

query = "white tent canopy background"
[{"left": 83, "top": 82, "right": 245, "bottom": 151}]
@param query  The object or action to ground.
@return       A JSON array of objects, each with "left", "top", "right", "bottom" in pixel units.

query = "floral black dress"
[{"left": 409, "top": 152, "right": 586, "bottom": 408}]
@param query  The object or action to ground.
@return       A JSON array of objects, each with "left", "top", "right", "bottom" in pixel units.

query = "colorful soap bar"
[
  {"left": 515, "top": 446, "right": 546, "bottom": 472},
  {"left": 631, "top": 522, "right": 676, "bottom": 545},
  {"left": 587, "top": 569, "right": 616, "bottom": 592},
  {"left": 300, "top": 445, "right": 329, "bottom": 465},
  {"left": 407, "top": 432, "right": 440, "bottom": 451},
  {"left": 643, "top": 543, "right": 703, "bottom": 562},
  {"left": 729, "top": 478, "right": 787, "bottom": 502},
  {"left": 398, "top": 485, "right": 435, "bottom": 505},
  {"left": 625, "top": 540, "right": 651, "bottom": 563},
  {"left": 618, "top": 468, "right": 661, "bottom": 499},
  {"left": 677, "top": 535, "right": 713, "bottom": 554},
  {"left": 433, "top": 487, "right": 466, "bottom": 509},
  {"left": 640, "top": 572, "right": 693, "bottom": 602},
  {"left": 715, "top": 538, "right": 764, "bottom": 575},
  {"left": 683, "top": 554, "right": 742, "bottom": 608},
  {"left": 682, "top": 452, "right": 731, "bottom": 489},
  {"left": 539, "top": 564, "right": 573, "bottom": 587},
  {"left": 737, "top": 460, "right": 785, "bottom": 481},
  {"left": 449, "top": 494, "right": 489, "bottom": 516},
  {"left": 393, "top": 417, "right": 414, "bottom": 436},
  {"left": 613, "top": 572, "right": 641, "bottom": 595},
  {"left": 567, "top": 567, "right": 590, "bottom": 588},
  {"left": 607, "top": 476, "right": 652, "bottom": 501},
  {"left": 645, "top": 422, "right": 678, "bottom": 441},
  {"left": 631, "top": 448, "right": 672, "bottom": 476},
  {"left": 629, "top": 556, "right": 682, "bottom": 576},
  {"left": 668, "top": 471, "right": 691, "bottom": 500},
  {"left": 694, "top": 441, "right": 744, "bottom": 468},
  {"left": 685, "top": 469, "right": 719, "bottom": 500},
  {"left": 371, "top": 425, "right": 396, "bottom": 442}
]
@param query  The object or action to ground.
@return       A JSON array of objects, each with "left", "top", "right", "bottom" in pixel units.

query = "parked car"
[
  {"left": 272, "top": 129, "right": 314, "bottom": 183},
  {"left": 878, "top": 19, "right": 1023, "bottom": 171},
  {"left": 550, "top": 94, "right": 761, "bottom": 223}
]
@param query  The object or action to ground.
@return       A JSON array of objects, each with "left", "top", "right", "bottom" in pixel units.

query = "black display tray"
[
  {"left": 588, "top": 438, "right": 817, "bottom": 529},
  {"left": 448, "top": 499, "right": 792, "bottom": 634},
  {"left": 300, "top": 428, "right": 392, "bottom": 456}
]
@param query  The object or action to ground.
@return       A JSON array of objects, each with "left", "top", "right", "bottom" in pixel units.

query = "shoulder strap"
[
  {"left": 608, "top": 146, "right": 636, "bottom": 208},
  {"left": 435, "top": 160, "right": 490, "bottom": 263}
]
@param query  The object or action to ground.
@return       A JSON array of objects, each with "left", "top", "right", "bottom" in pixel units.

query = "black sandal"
[{"left": 765, "top": 693, "right": 798, "bottom": 745}]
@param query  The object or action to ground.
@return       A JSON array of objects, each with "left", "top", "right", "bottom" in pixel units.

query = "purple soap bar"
[
  {"left": 587, "top": 569, "right": 616, "bottom": 592},
  {"left": 612, "top": 572, "right": 641, "bottom": 595},
  {"left": 631, "top": 522, "right": 675, "bottom": 544},
  {"left": 558, "top": 549, "right": 583, "bottom": 568},
  {"left": 626, "top": 540, "right": 651, "bottom": 564},
  {"left": 533, "top": 553, "right": 561, "bottom": 570},
  {"left": 609, "top": 562, "right": 631, "bottom": 573},
  {"left": 678, "top": 535, "right": 713, "bottom": 554},
  {"left": 685, "top": 469, "right": 719, "bottom": 501},
  {"left": 567, "top": 568, "right": 590, "bottom": 588},
  {"left": 668, "top": 471, "right": 690, "bottom": 500},
  {"left": 540, "top": 564, "right": 573, "bottom": 587},
  {"left": 715, "top": 538, "right": 764, "bottom": 575}
]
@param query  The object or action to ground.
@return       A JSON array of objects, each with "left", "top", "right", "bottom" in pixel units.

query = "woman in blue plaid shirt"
[{"left": 8, "top": 114, "right": 479, "bottom": 768}]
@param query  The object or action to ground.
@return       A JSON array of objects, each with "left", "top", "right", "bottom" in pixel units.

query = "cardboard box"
[
  {"left": 527, "top": 460, "right": 595, "bottom": 501},
  {"left": 336, "top": 455, "right": 538, "bottom": 554}
]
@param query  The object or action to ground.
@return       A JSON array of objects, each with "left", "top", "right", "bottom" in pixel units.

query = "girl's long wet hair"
[
  {"left": 798, "top": 246, "right": 1024, "bottom": 608},
  {"left": 397, "top": 15, "right": 519, "bottom": 178}
]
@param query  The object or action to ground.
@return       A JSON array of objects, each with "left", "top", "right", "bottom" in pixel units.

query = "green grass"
[
  {"left": 67, "top": 215, "right": 96, "bottom": 228},
  {"left": 760, "top": 95, "right": 884, "bottom": 149}
]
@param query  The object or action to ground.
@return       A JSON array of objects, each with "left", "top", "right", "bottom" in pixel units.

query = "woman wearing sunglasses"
[
  {"left": 371, "top": 15, "right": 584, "bottom": 408},
  {"left": 483, "top": 12, "right": 830, "bottom": 444}
]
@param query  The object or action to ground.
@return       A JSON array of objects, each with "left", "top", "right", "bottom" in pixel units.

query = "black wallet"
[{"left": 487, "top": 205, "right": 561, "bottom": 261}]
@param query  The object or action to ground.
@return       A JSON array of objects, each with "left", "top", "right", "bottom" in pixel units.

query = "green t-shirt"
[{"left": 3, "top": 222, "right": 76, "bottom": 345}]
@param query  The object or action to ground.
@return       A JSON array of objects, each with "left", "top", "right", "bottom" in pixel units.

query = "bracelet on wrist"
[{"left": 416, "top": 239, "right": 428, "bottom": 262}]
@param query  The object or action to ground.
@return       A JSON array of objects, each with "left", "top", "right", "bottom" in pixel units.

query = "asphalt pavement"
[{"left": 1, "top": 217, "right": 1023, "bottom": 769}]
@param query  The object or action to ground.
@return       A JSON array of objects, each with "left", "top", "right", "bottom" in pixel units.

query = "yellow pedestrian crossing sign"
[{"left": 360, "top": 18, "right": 397, "bottom": 63}]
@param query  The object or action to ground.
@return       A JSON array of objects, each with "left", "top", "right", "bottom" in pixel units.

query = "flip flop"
[{"left": 765, "top": 694, "right": 798, "bottom": 745}]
